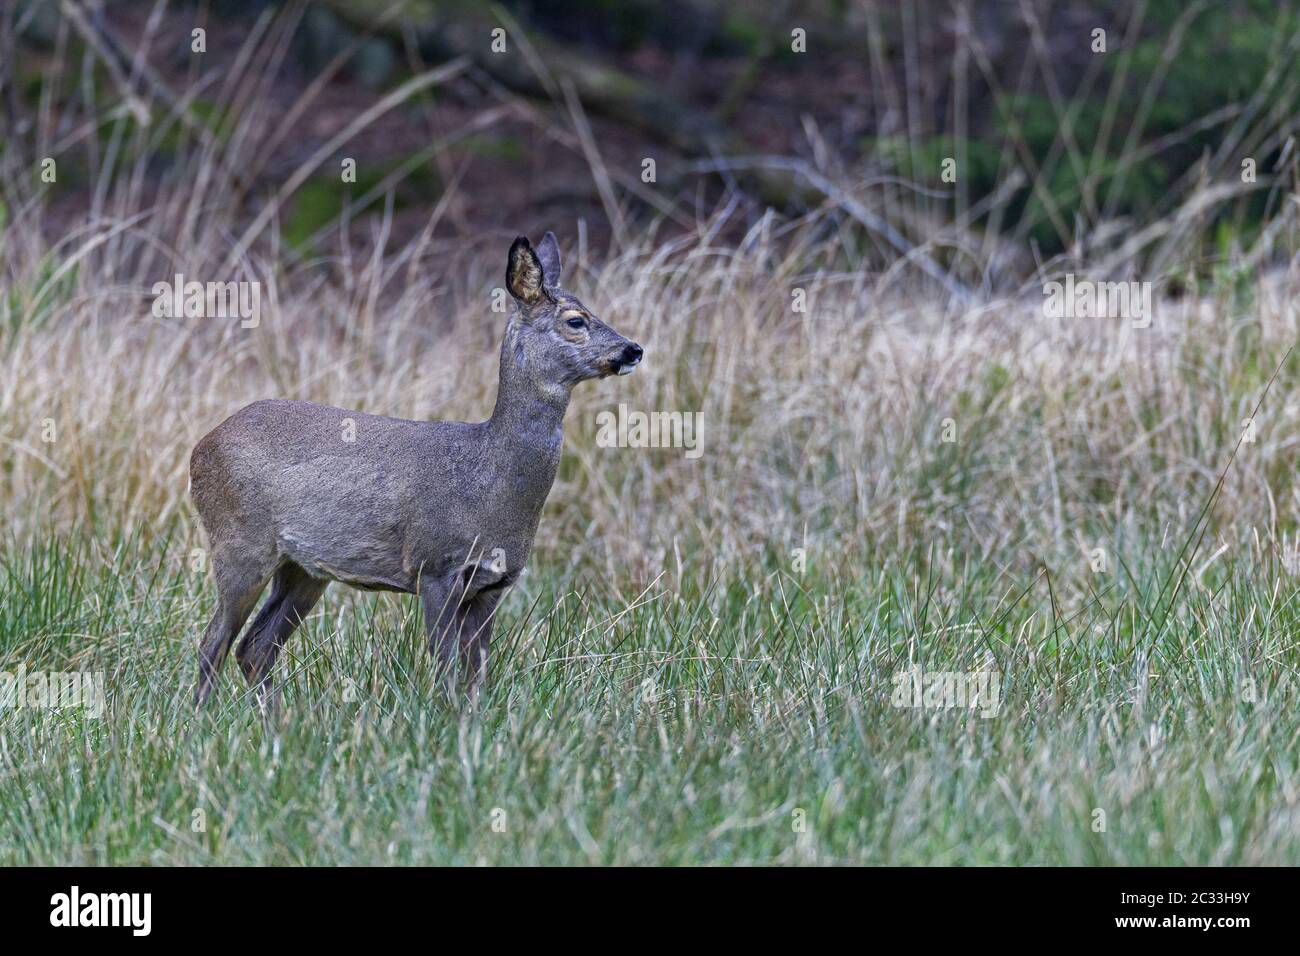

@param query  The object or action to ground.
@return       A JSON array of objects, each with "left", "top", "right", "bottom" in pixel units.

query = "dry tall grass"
[{"left": 2, "top": 207, "right": 1298, "bottom": 603}]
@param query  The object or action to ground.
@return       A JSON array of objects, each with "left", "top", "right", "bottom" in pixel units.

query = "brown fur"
[{"left": 191, "top": 233, "right": 642, "bottom": 715}]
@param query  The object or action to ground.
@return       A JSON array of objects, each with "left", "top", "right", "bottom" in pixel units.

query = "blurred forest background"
[{"left": 3, "top": 0, "right": 1298, "bottom": 296}]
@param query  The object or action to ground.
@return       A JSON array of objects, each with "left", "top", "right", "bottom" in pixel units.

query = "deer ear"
[
  {"left": 536, "top": 231, "right": 562, "bottom": 287},
  {"left": 506, "top": 236, "right": 545, "bottom": 306}
]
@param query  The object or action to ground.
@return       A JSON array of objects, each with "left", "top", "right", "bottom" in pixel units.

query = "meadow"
[
  {"left": 3, "top": 0, "right": 1300, "bottom": 866},
  {"left": 2, "top": 199, "right": 1299, "bottom": 862}
]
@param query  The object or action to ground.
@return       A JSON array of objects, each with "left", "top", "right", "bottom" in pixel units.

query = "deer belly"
[
  {"left": 276, "top": 524, "right": 415, "bottom": 592},
  {"left": 270, "top": 466, "right": 418, "bottom": 591}
]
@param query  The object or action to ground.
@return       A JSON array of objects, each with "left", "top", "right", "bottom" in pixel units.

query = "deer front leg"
[
  {"left": 457, "top": 591, "right": 501, "bottom": 695},
  {"left": 420, "top": 576, "right": 460, "bottom": 693},
  {"left": 419, "top": 570, "right": 502, "bottom": 700}
]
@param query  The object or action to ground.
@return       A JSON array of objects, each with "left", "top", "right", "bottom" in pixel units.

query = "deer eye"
[{"left": 566, "top": 316, "right": 587, "bottom": 329}]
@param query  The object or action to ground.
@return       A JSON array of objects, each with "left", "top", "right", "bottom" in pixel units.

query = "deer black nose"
[{"left": 622, "top": 343, "right": 643, "bottom": 365}]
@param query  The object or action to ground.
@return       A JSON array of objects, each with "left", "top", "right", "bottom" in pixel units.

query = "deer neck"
[{"left": 485, "top": 322, "right": 570, "bottom": 483}]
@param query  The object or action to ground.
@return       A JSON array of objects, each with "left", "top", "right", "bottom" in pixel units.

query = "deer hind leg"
[
  {"left": 236, "top": 562, "right": 327, "bottom": 720},
  {"left": 195, "top": 555, "right": 277, "bottom": 709}
]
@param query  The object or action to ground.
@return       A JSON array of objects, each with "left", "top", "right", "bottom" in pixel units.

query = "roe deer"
[{"left": 190, "top": 233, "right": 642, "bottom": 714}]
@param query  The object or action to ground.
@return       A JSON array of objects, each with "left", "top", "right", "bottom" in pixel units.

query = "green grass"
[
  {"left": 2, "top": 528, "right": 1297, "bottom": 865},
  {"left": 1, "top": 224, "right": 1296, "bottom": 863}
]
